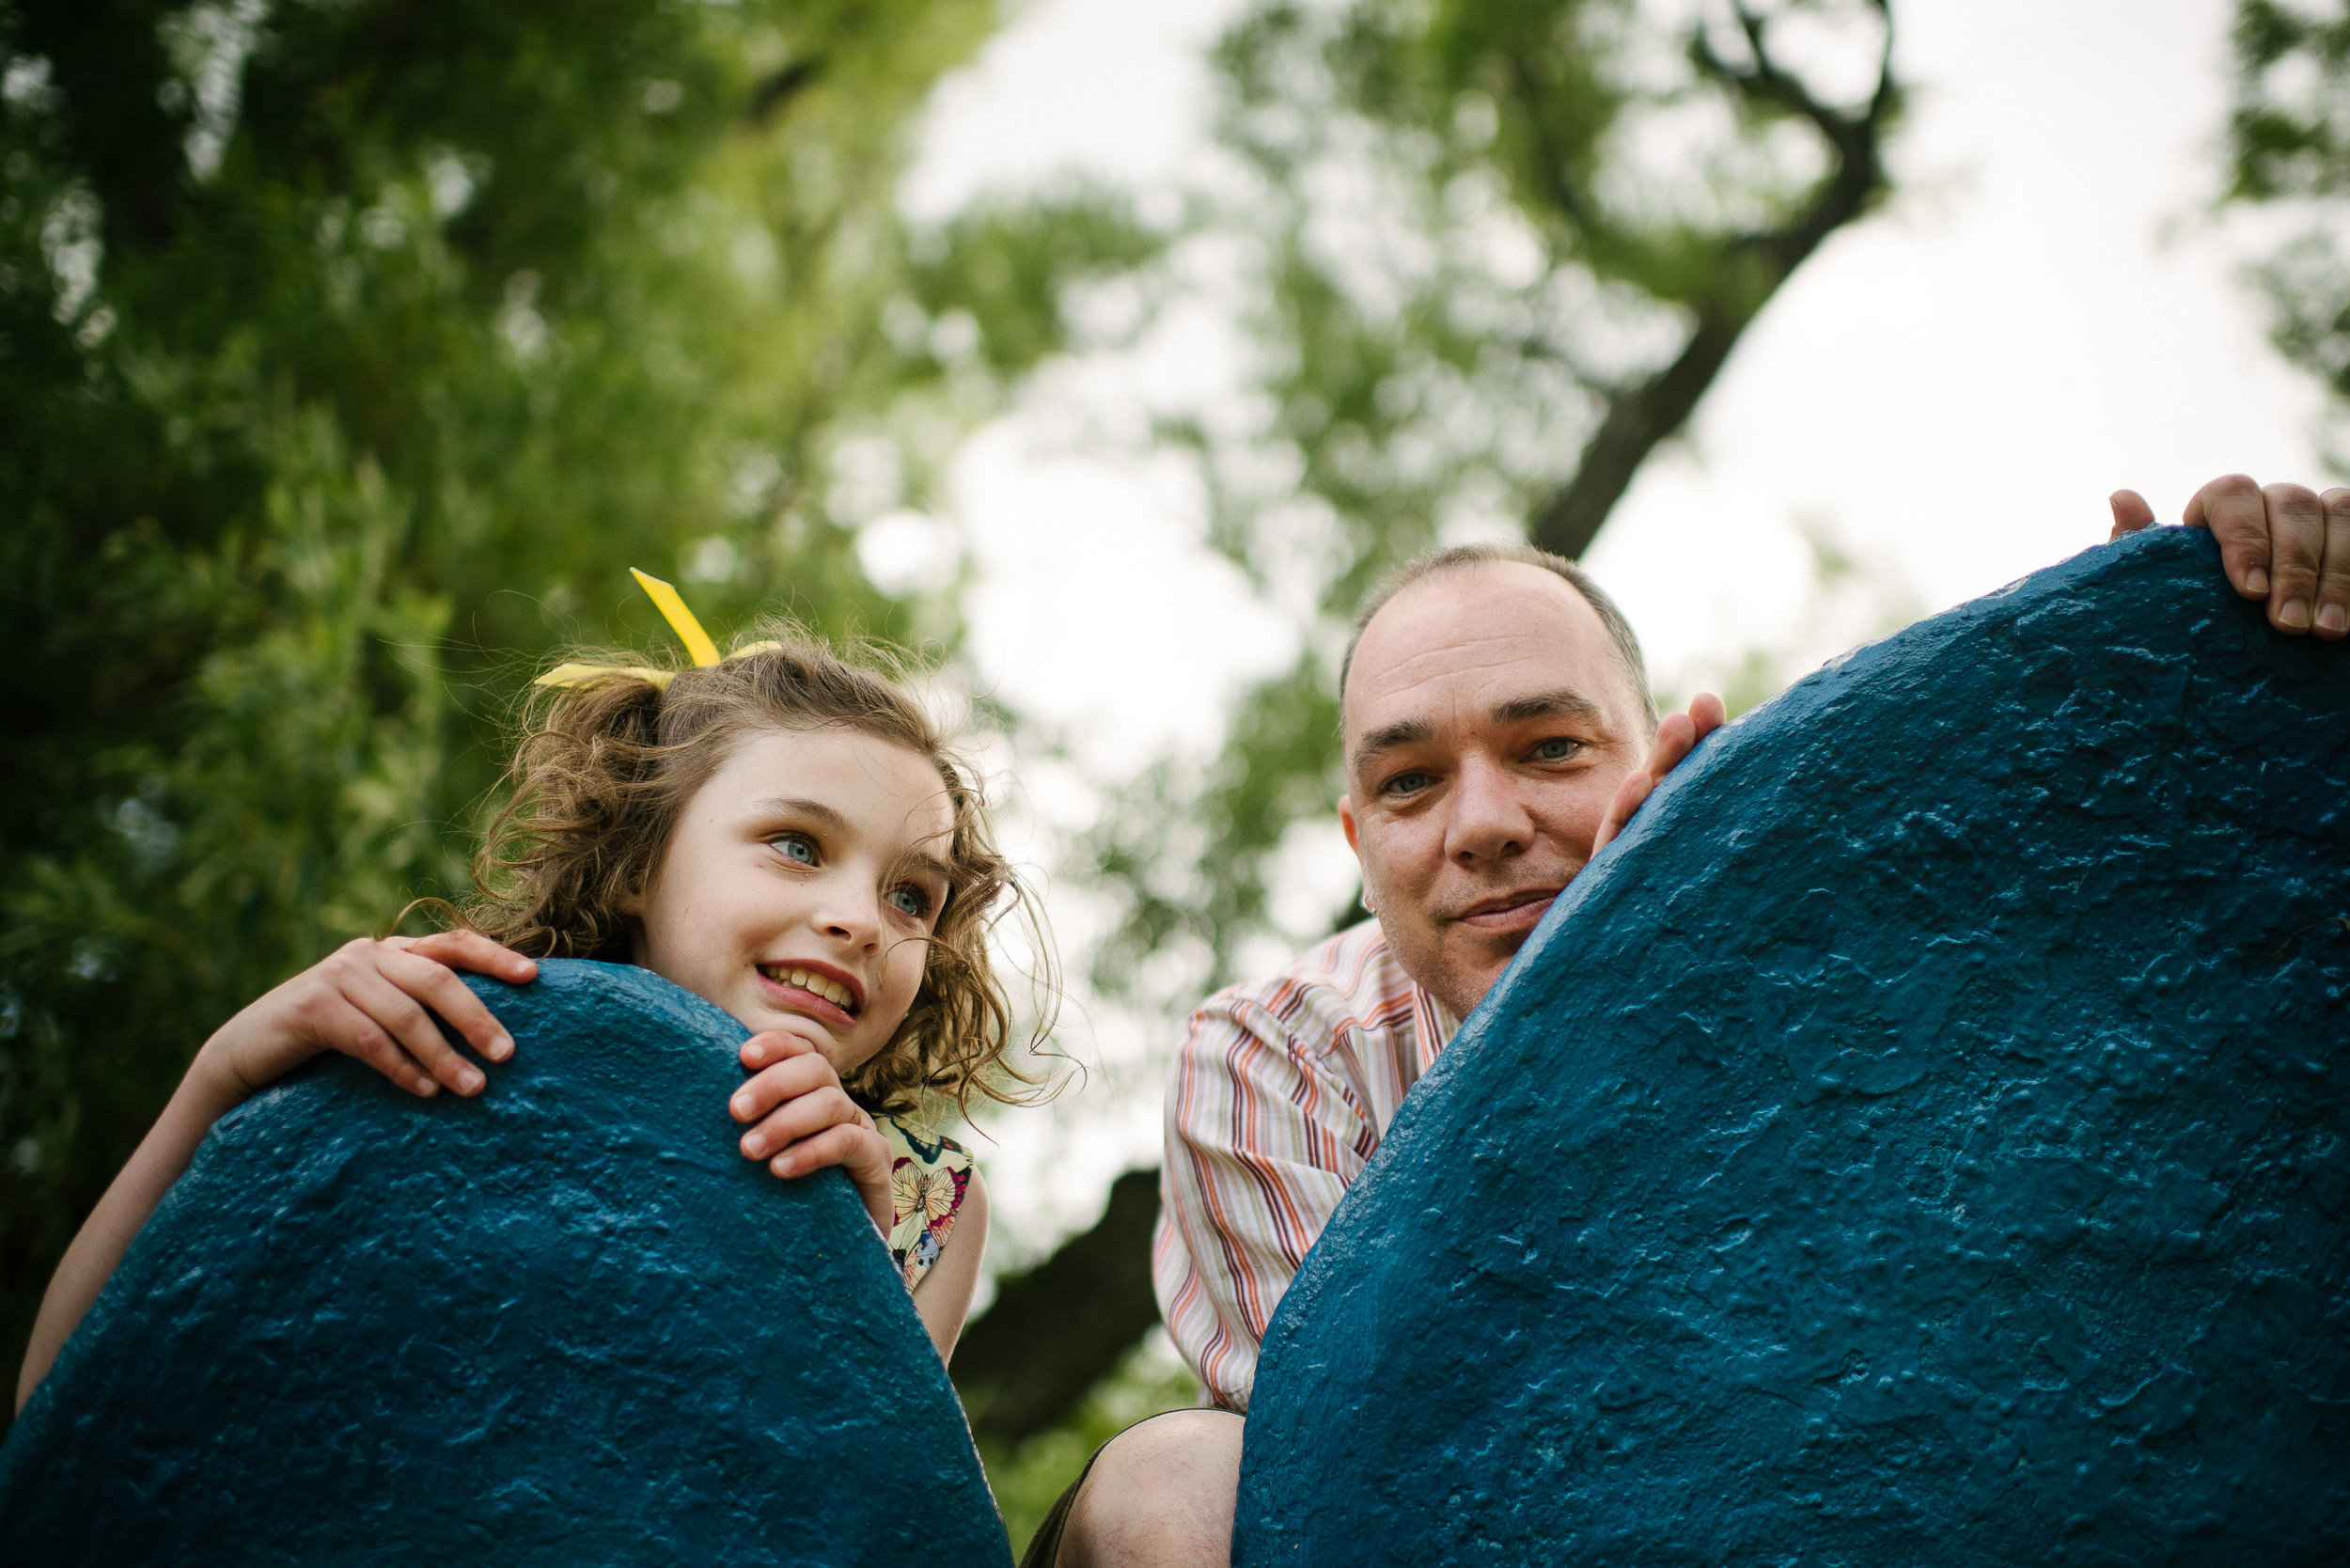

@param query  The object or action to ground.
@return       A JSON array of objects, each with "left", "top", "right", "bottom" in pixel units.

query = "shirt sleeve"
[{"left": 1152, "top": 991, "right": 1379, "bottom": 1414}]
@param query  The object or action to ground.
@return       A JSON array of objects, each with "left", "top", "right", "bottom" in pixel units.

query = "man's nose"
[{"left": 1444, "top": 754, "right": 1534, "bottom": 866}]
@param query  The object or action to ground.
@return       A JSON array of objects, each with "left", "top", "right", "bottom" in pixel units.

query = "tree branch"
[
  {"left": 951, "top": 1168, "right": 1164, "bottom": 1447},
  {"left": 1529, "top": 0, "right": 1897, "bottom": 560}
]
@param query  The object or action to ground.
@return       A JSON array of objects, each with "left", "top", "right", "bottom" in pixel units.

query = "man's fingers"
[
  {"left": 2107, "top": 488, "right": 2156, "bottom": 540},
  {"left": 2184, "top": 473, "right": 2273, "bottom": 601},
  {"left": 1643, "top": 711, "right": 1695, "bottom": 776},
  {"left": 2262, "top": 481, "right": 2326, "bottom": 633},
  {"left": 2315, "top": 488, "right": 2350, "bottom": 639},
  {"left": 380, "top": 945, "right": 514, "bottom": 1063},
  {"left": 1688, "top": 691, "right": 1727, "bottom": 737},
  {"left": 390, "top": 930, "right": 539, "bottom": 984},
  {"left": 1591, "top": 771, "right": 1652, "bottom": 856},
  {"left": 346, "top": 968, "right": 484, "bottom": 1096}
]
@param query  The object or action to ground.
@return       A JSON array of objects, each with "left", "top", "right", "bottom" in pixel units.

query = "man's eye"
[
  {"left": 1530, "top": 737, "right": 1583, "bottom": 762},
  {"left": 1381, "top": 771, "right": 1434, "bottom": 798},
  {"left": 772, "top": 834, "right": 818, "bottom": 865},
  {"left": 887, "top": 885, "right": 932, "bottom": 918}
]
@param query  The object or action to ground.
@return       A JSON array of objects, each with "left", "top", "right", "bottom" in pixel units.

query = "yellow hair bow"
[{"left": 535, "top": 568, "right": 779, "bottom": 690}]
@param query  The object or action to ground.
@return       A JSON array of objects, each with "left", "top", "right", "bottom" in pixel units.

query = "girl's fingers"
[
  {"left": 343, "top": 967, "right": 484, "bottom": 1097},
  {"left": 323, "top": 996, "right": 441, "bottom": 1098},
  {"left": 764, "top": 1121, "right": 879, "bottom": 1181},
  {"left": 379, "top": 946, "right": 514, "bottom": 1063},
  {"left": 388, "top": 931, "right": 540, "bottom": 984},
  {"left": 741, "top": 1086, "right": 862, "bottom": 1163},
  {"left": 728, "top": 1054, "right": 834, "bottom": 1125},
  {"left": 740, "top": 1030, "right": 814, "bottom": 1070}
]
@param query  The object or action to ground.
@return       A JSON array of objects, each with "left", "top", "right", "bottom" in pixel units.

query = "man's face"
[{"left": 1340, "top": 563, "right": 1652, "bottom": 1020}]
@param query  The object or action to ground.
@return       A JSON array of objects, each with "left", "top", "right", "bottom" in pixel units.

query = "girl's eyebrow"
[
  {"left": 899, "top": 850, "right": 954, "bottom": 888},
  {"left": 751, "top": 795, "right": 846, "bottom": 830}
]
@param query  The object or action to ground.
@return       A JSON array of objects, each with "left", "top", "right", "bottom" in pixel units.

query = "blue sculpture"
[
  {"left": 0, "top": 961, "right": 1011, "bottom": 1566},
  {"left": 1237, "top": 527, "right": 2350, "bottom": 1564}
]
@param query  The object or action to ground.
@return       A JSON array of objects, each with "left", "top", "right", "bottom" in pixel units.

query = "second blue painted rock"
[
  {"left": 1237, "top": 528, "right": 2350, "bottom": 1564},
  {"left": 0, "top": 960, "right": 1010, "bottom": 1567}
]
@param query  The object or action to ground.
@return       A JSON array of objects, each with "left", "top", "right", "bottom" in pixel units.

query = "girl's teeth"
[{"left": 774, "top": 967, "right": 853, "bottom": 1011}]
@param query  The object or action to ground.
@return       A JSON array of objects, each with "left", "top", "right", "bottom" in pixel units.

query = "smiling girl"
[{"left": 18, "top": 596, "right": 1045, "bottom": 1408}]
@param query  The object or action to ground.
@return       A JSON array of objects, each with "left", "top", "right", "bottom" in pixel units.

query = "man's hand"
[
  {"left": 194, "top": 931, "right": 535, "bottom": 1108},
  {"left": 1592, "top": 693, "right": 1729, "bottom": 856},
  {"left": 730, "top": 1033, "right": 896, "bottom": 1234},
  {"left": 2109, "top": 476, "right": 2349, "bottom": 638}
]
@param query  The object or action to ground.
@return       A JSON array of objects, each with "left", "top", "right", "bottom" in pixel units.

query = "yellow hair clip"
[{"left": 534, "top": 569, "right": 779, "bottom": 690}]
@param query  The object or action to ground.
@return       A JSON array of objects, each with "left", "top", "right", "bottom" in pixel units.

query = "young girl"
[{"left": 16, "top": 583, "right": 1042, "bottom": 1409}]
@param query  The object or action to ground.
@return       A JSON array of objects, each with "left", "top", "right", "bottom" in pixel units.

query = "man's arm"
[{"left": 1154, "top": 995, "right": 1380, "bottom": 1414}]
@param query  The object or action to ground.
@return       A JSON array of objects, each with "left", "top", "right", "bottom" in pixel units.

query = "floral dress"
[{"left": 878, "top": 1115, "right": 973, "bottom": 1292}]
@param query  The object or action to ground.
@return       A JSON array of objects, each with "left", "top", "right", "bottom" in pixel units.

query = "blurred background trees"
[
  {"left": 0, "top": 0, "right": 1147, "bottom": 1439},
  {"left": 3, "top": 0, "right": 2336, "bottom": 1552},
  {"left": 2228, "top": 0, "right": 2350, "bottom": 462}
]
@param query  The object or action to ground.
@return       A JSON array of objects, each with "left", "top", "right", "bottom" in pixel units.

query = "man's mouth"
[
  {"left": 757, "top": 964, "right": 862, "bottom": 1017},
  {"left": 1449, "top": 887, "right": 1562, "bottom": 931}
]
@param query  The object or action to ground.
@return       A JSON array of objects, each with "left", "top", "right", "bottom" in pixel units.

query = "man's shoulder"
[{"left": 1193, "top": 919, "right": 1420, "bottom": 1048}]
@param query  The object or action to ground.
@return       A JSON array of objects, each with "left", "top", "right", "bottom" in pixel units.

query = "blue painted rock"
[
  {"left": 1237, "top": 528, "right": 2350, "bottom": 1565},
  {"left": 0, "top": 961, "right": 1010, "bottom": 1566}
]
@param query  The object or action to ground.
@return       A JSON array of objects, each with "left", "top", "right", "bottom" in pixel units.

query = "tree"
[
  {"left": 2227, "top": 0, "right": 2350, "bottom": 465},
  {"left": 0, "top": 0, "right": 1149, "bottom": 1416}
]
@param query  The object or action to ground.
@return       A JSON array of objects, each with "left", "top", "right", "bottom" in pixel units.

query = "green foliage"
[
  {"left": 0, "top": 0, "right": 1160, "bottom": 1402},
  {"left": 2227, "top": 0, "right": 2350, "bottom": 463},
  {"left": 1082, "top": 0, "right": 1901, "bottom": 1004}
]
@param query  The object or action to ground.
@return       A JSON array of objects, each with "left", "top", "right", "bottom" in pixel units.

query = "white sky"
[{"left": 902, "top": 0, "right": 2334, "bottom": 1261}]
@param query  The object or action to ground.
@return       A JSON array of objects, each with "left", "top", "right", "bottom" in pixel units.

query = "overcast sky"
[{"left": 901, "top": 0, "right": 2334, "bottom": 1255}]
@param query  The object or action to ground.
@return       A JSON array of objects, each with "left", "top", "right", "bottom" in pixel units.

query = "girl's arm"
[
  {"left": 910, "top": 1168, "right": 989, "bottom": 1361},
  {"left": 14, "top": 933, "right": 534, "bottom": 1412}
]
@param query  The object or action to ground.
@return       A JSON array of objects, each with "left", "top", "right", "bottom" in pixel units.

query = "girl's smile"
[{"left": 625, "top": 727, "right": 955, "bottom": 1078}]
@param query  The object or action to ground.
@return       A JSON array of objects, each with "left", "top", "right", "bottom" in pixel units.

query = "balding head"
[
  {"left": 1341, "top": 543, "right": 1655, "bottom": 729},
  {"left": 1336, "top": 556, "right": 1657, "bottom": 1018}
]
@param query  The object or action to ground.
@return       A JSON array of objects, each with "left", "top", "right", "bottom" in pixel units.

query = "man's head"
[{"left": 1339, "top": 544, "right": 1656, "bottom": 1020}]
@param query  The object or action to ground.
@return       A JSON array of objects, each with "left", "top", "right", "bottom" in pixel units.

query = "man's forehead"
[{"left": 1344, "top": 562, "right": 1625, "bottom": 735}]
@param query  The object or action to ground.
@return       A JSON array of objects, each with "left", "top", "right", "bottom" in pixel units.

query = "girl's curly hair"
[{"left": 457, "top": 619, "right": 1051, "bottom": 1122}]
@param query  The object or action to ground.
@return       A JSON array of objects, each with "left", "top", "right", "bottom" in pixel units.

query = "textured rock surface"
[
  {"left": 0, "top": 960, "right": 1010, "bottom": 1566},
  {"left": 1236, "top": 528, "right": 2350, "bottom": 1566}
]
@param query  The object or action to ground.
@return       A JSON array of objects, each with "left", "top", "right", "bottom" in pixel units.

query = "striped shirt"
[{"left": 1152, "top": 919, "right": 1460, "bottom": 1412}]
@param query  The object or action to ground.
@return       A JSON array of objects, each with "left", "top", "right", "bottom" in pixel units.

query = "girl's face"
[{"left": 627, "top": 727, "right": 955, "bottom": 1078}]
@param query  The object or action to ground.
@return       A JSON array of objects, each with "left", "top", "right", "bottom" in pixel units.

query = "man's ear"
[{"left": 1339, "top": 795, "right": 1360, "bottom": 857}]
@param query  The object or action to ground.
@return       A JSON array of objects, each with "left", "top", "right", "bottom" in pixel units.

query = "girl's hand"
[
  {"left": 196, "top": 932, "right": 538, "bottom": 1108},
  {"left": 730, "top": 1032, "right": 895, "bottom": 1234}
]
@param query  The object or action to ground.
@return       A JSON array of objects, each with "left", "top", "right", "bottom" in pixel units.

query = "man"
[{"left": 1033, "top": 476, "right": 2348, "bottom": 1568}]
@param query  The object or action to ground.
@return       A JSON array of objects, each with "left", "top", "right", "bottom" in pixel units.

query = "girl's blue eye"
[
  {"left": 774, "top": 835, "right": 817, "bottom": 865},
  {"left": 888, "top": 886, "right": 931, "bottom": 918}
]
